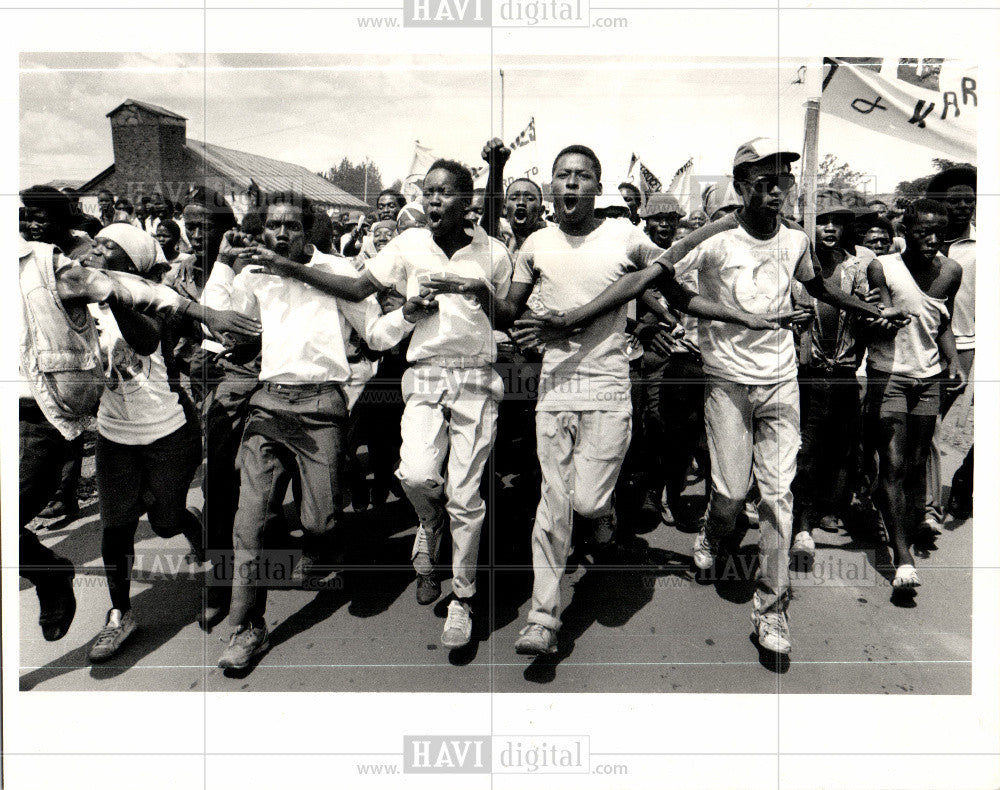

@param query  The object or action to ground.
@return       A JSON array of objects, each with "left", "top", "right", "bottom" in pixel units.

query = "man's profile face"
[
  {"left": 377, "top": 194, "right": 404, "bottom": 222},
  {"left": 505, "top": 180, "right": 542, "bottom": 234},
  {"left": 904, "top": 211, "right": 948, "bottom": 263},
  {"left": 97, "top": 192, "right": 113, "bottom": 211},
  {"left": 551, "top": 153, "right": 600, "bottom": 225},
  {"left": 644, "top": 213, "right": 680, "bottom": 248},
  {"left": 943, "top": 184, "right": 975, "bottom": 230},
  {"left": 264, "top": 203, "right": 307, "bottom": 261},
  {"left": 422, "top": 168, "right": 468, "bottom": 237}
]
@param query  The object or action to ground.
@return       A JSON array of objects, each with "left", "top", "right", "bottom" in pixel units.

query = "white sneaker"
[
  {"left": 515, "top": 623, "right": 558, "bottom": 656},
  {"left": 441, "top": 599, "right": 473, "bottom": 649},
  {"left": 751, "top": 608, "right": 791, "bottom": 655},
  {"left": 87, "top": 608, "right": 138, "bottom": 663},
  {"left": 791, "top": 531, "right": 815, "bottom": 559},
  {"left": 692, "top": 527, "right": 718, "bottom": 570}
]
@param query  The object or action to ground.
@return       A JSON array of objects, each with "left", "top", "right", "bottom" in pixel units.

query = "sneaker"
[
  {"left": 218, "top": 623, "right": 270, "bottom": 670},
  {"left": 751, "top": 608, "right": 791, "bottom": 655},
  {"left": 920, "top": 515, "right": 943, "bottom": 538},
  {"left": 692, "top": 527, "right": 718, "bottom": 570},
  {"left": 35, "top": 558, "right": 76, "bottom": 641},
  {"left": 441, "top": 599, "right": 473, "bottom": 649},
  {"left": 640, "top": 488, "right": 662, "bottom": 520},
  {"left": 515, "top": 623, "right": 558, "bottom": 656},
  {"left": 88, "top": 608, "right": 138, "bottom": 662},
  {"left": 415, "top": 572, "right": 440, "bottom": 605},
  {"left": 37, "top": 497, "right": 80, "bottom": 521},
  {"left": 790, "top": 531, "right": 815, "bottom": 560},
  {"left": 290, "top": 553, "right": 325, "bottom": 585},
  {"left": 592, "top": 513, "right": 616, "bottom": 546}
]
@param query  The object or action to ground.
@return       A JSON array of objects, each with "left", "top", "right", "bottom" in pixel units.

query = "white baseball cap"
[{"left": 733, "top": 137, "right": 800, "bottom": 170}]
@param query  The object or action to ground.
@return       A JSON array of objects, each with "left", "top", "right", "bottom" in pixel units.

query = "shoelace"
[
  {"left": 444, "top": 603, "right": 469, "bottom": 631},
  {"left": 522, "top": 624, "right": 548, "bottom": 641},
  {"left": 94, "top": 622, "right": 123, "bottom": 647}
]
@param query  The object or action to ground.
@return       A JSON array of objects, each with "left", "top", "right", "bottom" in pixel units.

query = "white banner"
[
  {"left": 821, "top": 57, "right": 976, "bottom": 161},
  {"left": 666, "top": 157, "right": 701, "bottom": 217}
]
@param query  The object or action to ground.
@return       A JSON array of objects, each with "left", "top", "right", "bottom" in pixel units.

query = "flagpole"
[
  {"left": 802, "top": 98, "right": 820, "bottom": 242},
  {"left": 499, "top": 69, "right": 505, "bottom": 140}
]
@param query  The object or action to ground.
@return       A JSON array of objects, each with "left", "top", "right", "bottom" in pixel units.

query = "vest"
[{"left": 19, "top": 240, "right": 105, "bottom": 440}]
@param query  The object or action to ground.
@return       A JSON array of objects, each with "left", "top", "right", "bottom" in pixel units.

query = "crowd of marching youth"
[{"left": 18, "top": 135, "right": 975, "bottom": 672}]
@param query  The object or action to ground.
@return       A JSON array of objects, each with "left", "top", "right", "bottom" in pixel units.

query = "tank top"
[{"left": 866, "top": 253, "right": 949, "bottom": 379}]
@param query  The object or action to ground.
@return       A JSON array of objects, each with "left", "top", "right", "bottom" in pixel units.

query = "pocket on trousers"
[{"left": 584, "top": 412, "right": 632, "bottom": 461}]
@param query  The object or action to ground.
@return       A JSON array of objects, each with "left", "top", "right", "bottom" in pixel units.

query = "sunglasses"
[{"left": 746, "top": 173, "right": 797, "bottom": 193}]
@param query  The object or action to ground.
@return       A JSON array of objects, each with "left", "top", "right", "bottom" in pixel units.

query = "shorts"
[{"left": 866, "top": 367, "right": 940, "bottom": 418}]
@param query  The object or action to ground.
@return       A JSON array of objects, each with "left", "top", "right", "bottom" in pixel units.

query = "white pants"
[
  {"left": 703, "top": 378, "right": 800, "bottom": 615},
  {"left": 397, "top": 365, "right": 502, "bottom": 600},
  {"left": 527, "top": 409, "right": 632, "bottom": 631}
]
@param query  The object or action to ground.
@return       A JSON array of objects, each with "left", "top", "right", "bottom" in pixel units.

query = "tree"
[
  {"left": 895, "top": 158, "right": 975, "bottom": 200},
  {"left": 318, "top": 157, "right": 384, "bottom": 206},
  {"left": 817, "top": 154, "right": 868, "bottom": 191}
]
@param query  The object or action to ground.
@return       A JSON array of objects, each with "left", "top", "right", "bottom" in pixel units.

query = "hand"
[
  {"left": 378, "top": 287, "right": 406, "bottom": 314},
  {"left": 634, "top": 323, "right": 676, "bottom": 357},
  {"left": 424, "top": 274, "right": 491, "bottom": 305},
  {"left": 861, "top": 287, "right": 881, "bottom": 304},
  {"left": 766, "top": 308, "right": 813, "bottom": 330},
  {"left": 481, "top": 137, "right": 511, "bottom": 167},
  {"left": 200, "top": 306, "right": 262, "bottom": 344},
  {"left": 218, "top": 230, "right": 255, "bottom": 266},
  {"left": 945, "top": 362, "right": 968, "bottom": 396},
  {"left": 242, "top": 245, "right": 295, "bottom": 277},
  {"left": 510, "top": 310, "right": 576, "bottom": 351},
  {"left": 878, "top": 305, "right": 910, "bottom": 327},
  {"left": 401, "top": 291, "right": 439, "bottom": 323}
]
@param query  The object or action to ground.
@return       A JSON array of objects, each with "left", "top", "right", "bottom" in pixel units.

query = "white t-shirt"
[
  {"left": 512, "top": 217, "right": 667, "bottom": 412},
  {"left": 365, "top": 225, "right": 513, "bottom": 367},
  {"left": 669, "top": 213, "right": 816, "bottom": 385},
  {"left": 89, "top": 303, "right": 187, "bottom": 445}
]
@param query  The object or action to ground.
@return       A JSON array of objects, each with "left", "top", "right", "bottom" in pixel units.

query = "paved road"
[{"left": 19, "top": 433, "right": 972, "bottom": 695}]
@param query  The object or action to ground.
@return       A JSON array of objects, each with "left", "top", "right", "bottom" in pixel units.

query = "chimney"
[{"left": 107, "top": 100, "right": 188, "bottom": 202}]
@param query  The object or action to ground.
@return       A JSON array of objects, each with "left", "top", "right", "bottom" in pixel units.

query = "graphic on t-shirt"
[
  {"left": 725, "top": 248, "right": 791, "bottom": 314},
  {"left": 104, "top": 338, "right": 150, "bottom": 393}
]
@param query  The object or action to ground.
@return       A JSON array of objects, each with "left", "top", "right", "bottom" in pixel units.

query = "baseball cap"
[
  {"left": 702, "top": 178, "right": 742, "bottom": 218},
  {"left": 639, "top": 193, "right": 683, "bottom": 218},
  {"left": 733, "top": 137, "right": 801, "bottom": 170}
]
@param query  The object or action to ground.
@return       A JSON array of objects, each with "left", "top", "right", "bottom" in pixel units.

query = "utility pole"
[{"left": 499, "top": 69, "right": 505, "bottom": 140}]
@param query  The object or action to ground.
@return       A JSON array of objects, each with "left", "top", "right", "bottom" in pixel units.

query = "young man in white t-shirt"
[
  {"left": 473, "top": 145, "right": 786, "bottom": 657},
  {"left": 253, "top": 162, "right": 513, "bottom": 652},
  {"left": 532, "top": 138, "right": 905, "bottom": 656}
]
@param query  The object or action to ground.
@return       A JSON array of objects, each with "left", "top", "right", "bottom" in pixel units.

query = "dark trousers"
[
  {"left": 96, "top": 421, "right": 202, "bottom": 612},
  {"left": 229, "top": 383, "right": 347, "bottom": 627},
  {"left": 792, "top": 366, "right": 862, "bottom": 532},
  {"left": 19, "top": 401, "right": 73, "bottom": 586},
  {"left": 645, "top": 352, "right": 708, "bottom": 510}
]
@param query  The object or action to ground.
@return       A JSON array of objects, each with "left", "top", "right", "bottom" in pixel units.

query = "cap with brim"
[
  {"left": 813, "top": 189, "right": 855, "bottom": 222},
  {"left": 639, "top": 193, "right": 683, "bottom": 218},
  {"left": 733, "top": 137, "right": 801, "bottom": 170}
]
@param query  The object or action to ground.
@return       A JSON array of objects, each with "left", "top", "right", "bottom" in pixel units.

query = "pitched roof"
[
  {"left": 107, "top": 99, "right": 187, "bottom": 121},
  {"left": 185, "top": 139, "right": 369, "bottom": 209}
]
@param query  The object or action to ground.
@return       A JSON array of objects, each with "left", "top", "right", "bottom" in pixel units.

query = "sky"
[{"left": 19, "top": 52, "right": 954, "bottom": 197}]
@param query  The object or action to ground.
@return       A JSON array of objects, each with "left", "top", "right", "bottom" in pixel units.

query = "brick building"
[{"left": 79, "top": 99, "right": 368, "bottom": 218}]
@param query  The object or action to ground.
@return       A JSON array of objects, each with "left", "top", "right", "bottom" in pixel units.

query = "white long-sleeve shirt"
[{"left": 203, "top": 248, "right": 412, "bottom": 384}]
